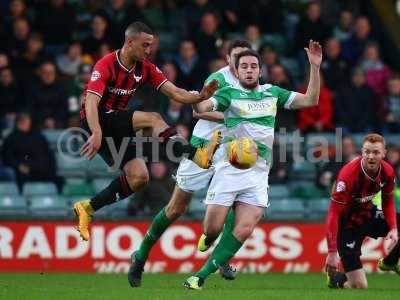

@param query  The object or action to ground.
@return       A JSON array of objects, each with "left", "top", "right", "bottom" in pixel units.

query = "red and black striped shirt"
[
  {"left": 326, "top": 156, "right": 397, "bottom": 252},
  {"left": 80, "top": 50, "right": 167, "bottom": 119}
]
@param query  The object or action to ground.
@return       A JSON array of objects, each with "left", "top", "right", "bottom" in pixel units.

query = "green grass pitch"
[{"left": 0, "top": 273, "right": 399, "bottom": 300}]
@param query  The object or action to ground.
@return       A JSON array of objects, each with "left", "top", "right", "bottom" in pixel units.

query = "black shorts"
[
  {"left": 80, "top": 110, "right": 137, "bottom": 169},
  {"left": 337, "top": 208, "right": 400, "bottom": 272}
]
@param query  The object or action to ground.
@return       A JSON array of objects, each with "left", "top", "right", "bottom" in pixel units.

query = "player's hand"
[
  {"left": 325, "top": 252, "right": 340, "bottom": 274},
  {"left": 385, "top": 228, "right": 398, "bottom": 253},
  {"left": 81, "top": 131, "right": 102, "bottom": 160},
  {"left": 304, "top": 40, "right": 322, "bottom": 68},
  {"left": 199, "top": 80, "right": 219, "bottom": 100}
]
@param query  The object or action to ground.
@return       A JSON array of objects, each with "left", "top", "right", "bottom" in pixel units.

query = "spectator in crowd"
[
  {"left": 298, "top": 74, "right": 334, "bottom": 133},
  {"left": 7, "top": 17, "right": 30, "bottom": 58},
  {"left": 161, "top": 98, "right": 193, "bottom": 127},
  {"left": 382, "top": 74, "right": 400, "bottom": 133},
  {"left": 333, "top": 10, "right": 354, "bottom": 42},
  {"left": 2, "top": 113, "right": 61, "bottom": 190},
  {"left": 269, "top": 144, "right": 292, "bottom": 184},
  {"left": 184, "top": 0, "right": 215, "bottom": 35},
  {"left": 334, "top": 68, "right": 377, "bottom": 133},
  {"left": 359, "top": 41, "right": 391, "bottom": 97},
  {"left": 320, "top": 37, "right": 350, "bottom": 91},
  {"left": 174, "top": 40, "right": 205, "bottom": 91},
  {"left": 82, "top": 14, "right": 112, "bottom": 56},
  {"left": 0, "top": 160, "right": 16, "bottom": 182},
  {"left": 102, "top": 0, "right": 131, "bottom": 46},
  {"left": 67, "top": 63, "right": 92, "bottom": 127},
  {"left": 2, "top": 0, "right": 32, "bottom": 37},
  {"left": 194, "top": 11, "right": 222, "bottom": 64},
  {"left": 0, "top": 53, "right": 9, "bottom": 68},
  {"left": 12, "top": 33, "right": 47, "bottom": 86},
  {"left": 208, "top": 58, "right": 226, "bottom": 73},
  {"left": 56, "top": 41, "right": 83, "bottom": 77},
  {"left": 317, "top": 136, "right": 358, "bottom": 189},
  {"left": 295, "top": 1, "right": 331, "bottom": 53},
  {"left": 28, "top": 61, "right": 68, "bottom": 128},
  {"left": 245, "top": 24, "right": 262, "bottom": 52},
  {"left": 35, "top": 0, "right": 75, "bottom": 54},
  {"left": 386, "top": 144, "right": 400, "bottom": 178},
  {"left": 260, "top": 46, "right": 280, "bottom": 83},
  {"left": 148, "top": 34, "right": 165, "bottom": 66},
  {"left": 0, "top": 67, "right": 22, "bottom": 131},
  {"left": 128, "top": 161, "right": 174, "bottom": 216},
  {"left": 341, "top": 16, "right": 374, "bottom": 63},
  {"left": 269, "top": 64, "right": 296, "bottom": 131}
]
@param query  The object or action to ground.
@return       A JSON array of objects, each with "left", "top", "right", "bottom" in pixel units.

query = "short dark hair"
[
  {"left": 125, "top": 22, "right": 153, "bottom": 38},
  {"left": 228, "top": 40, "right": 251, "bottom": 55},
  {"left": 235, "top": 49, "right": 261, "bottom": 69}
]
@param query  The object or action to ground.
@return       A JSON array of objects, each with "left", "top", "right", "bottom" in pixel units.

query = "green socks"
[
  {"left": 196, "top": 232, "right": 242, "bottom": 280},
  {"left": 135, "top": 208, "right": 173, "bottom": 262},
  {"left": 221, "top": 209, "right": 235, "bottom": 238}
]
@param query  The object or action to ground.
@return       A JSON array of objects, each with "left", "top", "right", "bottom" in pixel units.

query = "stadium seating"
[
  {"left": 0, "top": 196, "right": 28, "bottom": 217},
  {"left": 291, "top": 161, "right": 316, "bottom": 180},
  {"left": 62, "top": 182, "right": 94, "bottom": 196},
  {"left": 56, "top": 153, "right": 87, "bottom": 178},
  {"left": 22, "top": 182, "right": 58, "bottom": 196},
  {"left": 29, "top": 195, "right": 69, "bottom": 218},
  {"left": 307, "top": 198, "right": 329, "bottom": 220},
  {"left": 267, "top": 198, "right": 305, "bottom": 220},
  {"left": 0, "top": 182, "right": 19, "bottom": 195},
  {"left": 269, "top": 184, "right": 291, "bottom": 199},
  {"left": 92, "top": 178, "right": 111, "bottom": 193}
]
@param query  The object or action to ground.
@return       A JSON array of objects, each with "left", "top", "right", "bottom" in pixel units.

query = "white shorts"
[
  {"left": 175, "top": 158, "right": 215, "bottom": 193},
  {"left": 204, "top": 154, "right": 270, "bottom": 207}
]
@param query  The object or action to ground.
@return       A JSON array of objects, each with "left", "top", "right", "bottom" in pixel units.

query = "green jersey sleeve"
[
  {"left": 204, "top": 72, "right": 229, "bottom": 89},
  {"left": 270, "top": 85, "right": 295, "bottom": 109},
  {"left": 212, "top": 87, "right": 231, "bottom": 112}
]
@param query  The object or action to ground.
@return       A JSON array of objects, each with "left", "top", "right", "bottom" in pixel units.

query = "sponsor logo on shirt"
[
  {"left": 354, "top": 194, "right": 376, "bottom": 203},
  {"left": 91, "top": 70, "right": 101, "bottom": 81},
  {"left": 336, "top": 181, "right": 346, "bottom": 192},
  {"left": 346, "top": 241, "right": 355, "bottom": 249},
  {"left": 107, "top": 86, "right": 135, "bottom": 96},
  {"left": 134, "top": 75, "right": 142, "bottom": 82}
]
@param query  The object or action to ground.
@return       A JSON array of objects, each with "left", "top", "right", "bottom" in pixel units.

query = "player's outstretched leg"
[
  {"left": 198, "top": 209, "right": 237, "bottom": 280},
  {"left": 128, "top": 187, "right": 192, "bottom": 287},
  {"left": 74, "top": 159, "right": 146, "bottom": 241}
]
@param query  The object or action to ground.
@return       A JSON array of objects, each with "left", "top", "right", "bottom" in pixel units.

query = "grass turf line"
[{"left": 0, "top": 273, "right": 399, "bottom": 300}]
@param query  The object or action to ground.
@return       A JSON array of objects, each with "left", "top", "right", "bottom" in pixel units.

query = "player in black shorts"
[
  {"left": 325, "top": 134, "right": 400, "bottom": 289},
  {"left": 74, "top": 22, "right": 219, "bottom": 241}
]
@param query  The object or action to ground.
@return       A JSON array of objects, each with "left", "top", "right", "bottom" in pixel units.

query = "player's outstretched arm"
[
  {"left": 159, "top": 80, "right": 218, "bottom": 104},
  {"left": 193, "top": 111, "right": 224, "bottom": 122},
  {"left": 81, "top": 93, "right": 102, "bottom": 160},
  {"left": 290, "top": 40, "right": 322, "bottom": 110}
]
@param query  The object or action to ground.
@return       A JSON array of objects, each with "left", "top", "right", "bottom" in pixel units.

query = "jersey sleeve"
[
  {"left": 270, "top": 85, "right": 297, "bottom": 109},
  {"left": 147, "top": 62, "right": 168, "bottom": 90},
  {"left": 210, "top": 87, "right": 230, "bottom": 112},
  {"left": 382, "top": 167, "right": 397, "bottom": 230},
  {"left": 204, "top": 72, "right": 228, "bottom": 89},
  {"left": 326, "top": 167, "right": 353, "bottom": 252},
  {"left": 86, "top": 60, "right": 111, "bottom": 98}
]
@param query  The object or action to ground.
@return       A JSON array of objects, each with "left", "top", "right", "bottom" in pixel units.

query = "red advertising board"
[{"left": 0, "top": 221, "right": 389, "bottom": 273}]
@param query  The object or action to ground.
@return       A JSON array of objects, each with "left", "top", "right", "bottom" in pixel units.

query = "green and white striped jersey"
[
  {"left": 211, "top": 84, "right": 297, "bottom": 159},
  {"left": 189, "top": 66, "right": 238, "bottom": 148}
]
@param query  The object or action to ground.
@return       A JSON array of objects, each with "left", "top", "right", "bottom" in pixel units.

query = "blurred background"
[{"left": 1, "top": 0, "right": 400, "bottom": 224}]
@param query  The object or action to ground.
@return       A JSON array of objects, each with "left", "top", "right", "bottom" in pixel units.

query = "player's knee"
[
  {"left": 203, "top": 222, "right": 223, "bottom": 238},
  {"left": 350, "top": 279, "right": 368, "bottom": 289},
  {"left": 233, "top": 223, "right": 254, "bottom": 241},
  {"left": 125, "top": 168, "right": 149, "bottom": 190},
  {"left": 165, "top": 202, "right": 187, "bottom": 220}
]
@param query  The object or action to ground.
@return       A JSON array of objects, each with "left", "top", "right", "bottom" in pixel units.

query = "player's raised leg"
[{"left": 74, "top": 158, "right": 148, "bottom": 241}]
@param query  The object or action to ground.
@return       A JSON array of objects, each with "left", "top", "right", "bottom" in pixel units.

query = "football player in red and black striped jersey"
[
  {"left": 74, "top": 22, "right": 219, "bottom": 242},
  {"left": 325, "top": 133, "right": 400, "bottom": 288}
]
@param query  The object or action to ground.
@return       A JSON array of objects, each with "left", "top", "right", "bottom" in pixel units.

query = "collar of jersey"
[{"left": 115, "top": 50, "right": 134, "bottom": 73}]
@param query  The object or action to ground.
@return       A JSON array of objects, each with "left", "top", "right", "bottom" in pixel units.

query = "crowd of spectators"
[{"left": 1, "top": 0, "right": 400, "bottom": 210}]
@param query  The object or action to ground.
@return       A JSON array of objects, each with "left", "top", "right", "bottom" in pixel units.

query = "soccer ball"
[{"left": 228, "top": 137, "right": 258, "bottom": 169}]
